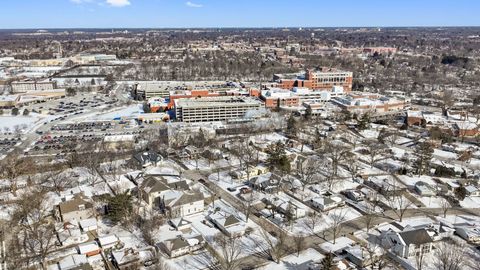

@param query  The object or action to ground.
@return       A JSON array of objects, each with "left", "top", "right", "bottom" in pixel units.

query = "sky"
[{"left": 0, "top": 0, "right": 479, "bottom": 29}]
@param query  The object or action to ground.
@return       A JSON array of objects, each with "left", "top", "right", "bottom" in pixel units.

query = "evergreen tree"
[
  {"left": 107, "top": 192, "right": 133, "bottom": 225},
  {"left": 414, "top": 142, "right": 434, "bottom": 175},
  {"left": 286, "top": 114, "right": 297, "bottom": 138},
  {"left": 321, "top": 252, "right": 335, "bottom": 270},
  {"left": 267, "top": 141, "right": 291, "bottom": 175},
  {"left": 357, "top": 113, "right": 370, "bottom": 130}
]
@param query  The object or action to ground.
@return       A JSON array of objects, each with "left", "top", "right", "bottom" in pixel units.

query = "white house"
[
  {"left": 208, "top": 211, "right": 247, "bottom": 238},
  {"left": 309, "top": 195, "right": 343, "bottom": 211},
  {"left": 164, "top": 191, "right": 204, "bottom": 218},
  {"left": 56, "top": 254, "right": 90, "bottom": 270},
  {"left": 382, "top": 228, "right": 433, "bottom": 258},
  {"left": 77, "top": 242, "right": 101, "bottom": 257},
  {"left": 97, "top": 234, "right": 120, "bottom": 249},
  {"left": 78, "top": 218, "right": 97, "bottom": 232}
]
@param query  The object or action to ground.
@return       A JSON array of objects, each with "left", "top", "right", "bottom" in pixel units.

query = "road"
[{"left": 182, "top": 167, "right": 480, "bottom": 268}]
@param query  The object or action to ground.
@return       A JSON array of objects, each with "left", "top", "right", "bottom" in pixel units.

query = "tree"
[
  {"left": 258, "top": 229, "right": 288, "bottom": 264},
  {"left": 364, "top": 139, "right": 390, "bottom": 168},
  {"left": 214, "top": 234, "right": 243, "bottom": 270},
  {"left": 433, "top": 240, "right": 466, "bottom": 270},
  {"left": 414, "top": 142, "right": 434, "bottom": 175},
  {"left": 388, "top": 195, "right": 413, "bottom": 222},
  {"left": 107, "top": 192, "right": 133, "bottom": 225},
  {"left": 266, "top": 141, "right": 291, "bottom": 177},
  {"left": 42, "top": 169, "right": 73, "bottom": 195},
  {"left": 319, "top": 139, "right": 351, "bottom": 178},
  {"left": 321, "top": 252, "right": 335, "bottom": 270},
  {"left": 454, "top": 186, "right": 467, "bottom": 201},
  {"left": 66, "top": 87, "right": 76, "bottom": 96},
  {"left": 286, "top": 114, "right": 298, "bottom": 138},
  {"left": 11, "top": 107, "right": 19, "bottom": 116},
  {"left": 440, "top": 198, "right": 451, "bottom": 218},
  {"left": 330, "top": 210, "right": 347, "bottom": 244},
  {"left": 293, "top": 235, "right": 305, "bottom": 257},
  {"left": 296, "top": 157, "right": 321, "bottom": 191},
  {"left": 304, "top": 106, "right": 312, "bottom": 120},
  {"left": 415, "top": 243, "right": 427, "bottom": 270},
  {"left": 345, "top": 151, "right": 360, "bottom": 181},
  {"left": 11, "top": 189, "right": 56, "bottom": 270},
  {"left": 357, "top": 113, "right": 371, "bottom": 130},
  {"left": 22, "top": 109, "right": 29, "bottom": 116}
]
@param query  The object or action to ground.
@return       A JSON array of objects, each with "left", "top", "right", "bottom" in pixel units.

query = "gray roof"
[{"left": 399, "top": 229, "right": 433, "bottom": 246}]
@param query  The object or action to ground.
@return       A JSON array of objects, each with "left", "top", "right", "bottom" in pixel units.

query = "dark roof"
[
  {"left": 133, "top": 151, "right": 161, "bottom": 165},
  {"left": 399, "top": 229, "right": 433, "bottom": 246},
  {"left": 141, "top": 176, "right": 170, "bottom": 194}
]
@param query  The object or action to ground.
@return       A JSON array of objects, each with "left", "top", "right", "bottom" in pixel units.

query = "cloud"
[
  {"left": 186, "top": 1, "right": 202, "bottom": 8},
  {"left": 106, "top": 0, "right": 131, "bottom": 7}
]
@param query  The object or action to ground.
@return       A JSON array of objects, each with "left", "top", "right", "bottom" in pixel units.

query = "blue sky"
[{"left": 0, "top": 0, "right": 479, "bottom": 29}]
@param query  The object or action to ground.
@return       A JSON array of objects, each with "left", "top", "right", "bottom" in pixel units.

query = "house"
[
  {"left": 78, "top": 218, "right": 97, "bottom": 232},
  {"left": 465, "top": 185, "right": 480, "bottom": 197},
  {"left": 169, "top": 217, "right": 193, "bottom": 231},
  {"left": 111, "top": 248, "right": 141, "bottom": 270},
  {"left": 163, "top": 191, "right": 204, "bottom": 218},
  {"left": 455, "top": 224, "right": 480, "bottom": 243},
  {"left": 56, "top": 194, "right": 94, "bottom": 223},
  {"left": 208, "top": 211, "right": 247, "bottom": 238},
  {"left": 139, "top": 176, "right": 191, "bottom": 209},
  {"left": 97, "top": 234, "right": 120, "bottom": 249},
  {"left": 160, "top": 235, "right": 205, "bottom": 258},
  {"left": 264, "top": 195, "right": 307, "bottom": 219},
  {"left": 55, "top": 254, "right": 92, "bottom": 270},
  {"left": 132, "top": 151, "right": 162, "bottom": 168},
  {"left": 382, "top": 228, "right": 433, "bottom": 258},
  {"left": 309, "top": 195, "right": 343, "bottom": 211},
  {"left": 77, "top": 242, "right": 101, "bottom": 257},
  {"left": 343, "top": 189, "right": 365, "bottom": 202},
  {"left": 365, "top": 177, "right": 404, "bottom": 196},
  {"left": 414, "top": 181, "right": 436, "bottom": 197},
  {"left": 248, "top": 173, "right": 280, "bottom": 193}
]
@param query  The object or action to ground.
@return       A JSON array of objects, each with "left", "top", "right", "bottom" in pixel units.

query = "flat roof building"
[{"left": 175, "top": 96, "right": 262, "bottom": 123}]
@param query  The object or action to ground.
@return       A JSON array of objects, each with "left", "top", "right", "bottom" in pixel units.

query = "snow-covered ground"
[{"left": 258, "top": 248, "right": 324, "bottom": 270}]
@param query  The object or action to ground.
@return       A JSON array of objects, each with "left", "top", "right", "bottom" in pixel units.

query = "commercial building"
[
  {"left": 11, "top": 80, "right": 56, "bottom": 93},
  {"left": 305, "top": 68, "right": 353, "bottom": 92},
  {"left": 175, "top": 96, "right": 262, "bottom": 123},
  {"left": 274, "top": 68, "right": 353, "bottom": 92},
  {"left": 332, "top": 93, "right": 406, "bottom": 114},
  {"left": 260, "top": 88, "right": 299, "bottom": 108}
]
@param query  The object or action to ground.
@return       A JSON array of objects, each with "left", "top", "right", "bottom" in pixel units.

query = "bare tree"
[
  {"left": 296, "top": 156, "right": 321, "bottom": 191},
  {"left": 440, "top": 198, "right": 451, "bottom": 218},
  {"left": 213, "top": 233, "right": 243, "bottom": 270},
  {"left": 293, "top": 235, "right": 305, "bottom": 257},
  {"left": 387, "top": 195, "right": 413, "bottom": 222},
  {"left": 363, "top": 204, "right": 378, "bottom": 233},
  {"left": 258, "top": 229, "right": 289, "bottom": 264},
  {"left": 241, "top": 191, "right": 258, "bottom": 222},
  {"left": 414, "top": 244, "right": 427, "bottom": 270},
  {"left": 41, "top": 170, "right": 73, "bottom": 195},
  {"left": 319, "top": 139, "right": 351, "bottom": 177},
  {"left": 364, "top": 139, "right": 390, "bottom": 168},
  {"left": 330, "top": 210, "right": 347, "bottom": 244},
  {"left": 434, "top": 240, "right": 466, "bottom": 270},
  {"left": 304, "top": 211, "right": 322, "bottom": 235}
]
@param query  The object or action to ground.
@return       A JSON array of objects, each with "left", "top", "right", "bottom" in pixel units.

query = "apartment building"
[{"left": 175, "top": 96, "right": 262, "bottom": 123}]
